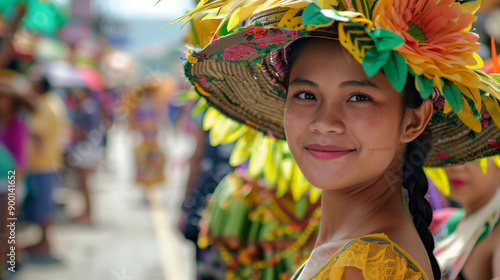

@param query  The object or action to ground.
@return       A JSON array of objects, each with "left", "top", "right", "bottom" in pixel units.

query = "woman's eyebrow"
[
  {"left": 289, "top": 78, "right": 318, "bottom": 87},
  {"left": 340, "top": 79, "right": 379, "bottom": 88},
  {"left": 289, "top": 78, "right": 379, "bottom": 89}
]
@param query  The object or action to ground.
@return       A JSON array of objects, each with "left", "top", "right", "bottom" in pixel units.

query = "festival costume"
[
  {"left": 291, "top": 234, "right": 428, "bottom": 280},
  {"left": 127, "top": 77, "right": 177, "bottom": 187},
  {"left": 432, "top": 186, "right": 500, "bottom": 279},
  {"left": 173, "top": 0, "right": 500, "bottom": 278},
  {"left": 200, "top": 170, "right": 320, "bottom": 279}
]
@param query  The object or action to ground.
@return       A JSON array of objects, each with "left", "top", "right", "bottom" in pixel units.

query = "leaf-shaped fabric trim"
[
  {"left": 370, "top": 28, "right": 405, "bottom": 52},
  {"left": 362, "top": 47, "right": 389, "bottom": 77},
  {"left": 415, "top": 74, "right": 434, "bottom": 100},
  {"left": 442, "top": 80, "right": 463, "bottom": 113},
  {"left": 481, "top": 95, "right": 500, "bottom": 129},
  {"left": 423, "top": 167, "right": 450, "bottom": 196},
  {"left": 456, "top": 96, "right": 481, "bottom": 133},
  {"left": 477, "top": 157, "right": 488, "bottom": 175},
  {"left": 383, "top": 51, "right": 408, "bottom": 92}
]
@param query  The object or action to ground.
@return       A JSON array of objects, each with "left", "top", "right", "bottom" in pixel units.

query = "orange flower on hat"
[{"left": 373, "top": 0, "right": 483, "bottom": 88}]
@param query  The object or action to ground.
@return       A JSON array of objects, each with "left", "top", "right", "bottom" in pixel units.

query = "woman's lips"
[
  {"left": 305, "top": 144, "right": 354, "bottom": 160},
  {"left": 449, "top": 178, "right": 466, "bottom": 188}
]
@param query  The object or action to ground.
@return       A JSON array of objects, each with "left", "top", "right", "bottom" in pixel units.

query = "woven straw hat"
[{"left": 181, "top": 0, "right": 500, "bottom": 167}]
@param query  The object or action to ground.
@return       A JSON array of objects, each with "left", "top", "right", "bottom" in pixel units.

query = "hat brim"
[{"left": 186, "top": 24, "right": 500, "bottom": 167}]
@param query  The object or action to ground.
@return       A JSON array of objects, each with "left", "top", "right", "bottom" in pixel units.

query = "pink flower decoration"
[
  {"left": 198, "top": 76, "right": 208, "bottom": 83},
  {"left": 221, "top": 52, "right": 240, "bottom": 61},
  {"left": 436, "top": 151, "right": 450, "bottom": 161}
]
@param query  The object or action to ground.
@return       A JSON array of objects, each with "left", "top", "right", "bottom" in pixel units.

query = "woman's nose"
[{"left": 309, "top": 105, "right": 345, "bottom": 135}]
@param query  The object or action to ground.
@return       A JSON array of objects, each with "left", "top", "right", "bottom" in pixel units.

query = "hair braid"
[{"left": 402, "top": 132, "right": 441, "bottom": 280}]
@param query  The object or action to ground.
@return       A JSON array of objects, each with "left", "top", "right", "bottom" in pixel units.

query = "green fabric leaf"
[
  {"left": 463, "top": 94, "right": 481, "bottom": 119},
  {"left": 302, "top": 2, "right": 347, "bottom": 26},
  {"left": 416, "top": 75, "right": 434, "bottom": 99},
  {"left": 362, "top": 47, "right": 389, "bottom": 77},
  {"left": 442, "top": 80, "right": 463, "bottom": 113},
  {"left": 370, "top": 29, "right": 405, "bottom": 52},
  {"left": 382, "top": 51, "right": 408, "bottom": 92}
]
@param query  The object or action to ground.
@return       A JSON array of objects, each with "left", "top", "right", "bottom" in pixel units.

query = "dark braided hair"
[
  {"left": 402, "top": 78, "right": 441, "bottom": 280},
  {"left": 285, "top": 37, "right": 441, "bottom": 279}
]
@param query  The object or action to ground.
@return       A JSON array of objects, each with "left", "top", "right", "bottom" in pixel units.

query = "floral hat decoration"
[{"left": 174, "top": 0, "right": 500, "bottom": 171}]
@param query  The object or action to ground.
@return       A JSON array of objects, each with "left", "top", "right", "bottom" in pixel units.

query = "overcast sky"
[{"left": 94, "top": 0, "right": 195, "bottom": 20}]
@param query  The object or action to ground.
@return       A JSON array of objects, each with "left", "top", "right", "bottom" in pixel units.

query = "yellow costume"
[{"left": 292, "top": 234, "right": 428, "bottom": 280}]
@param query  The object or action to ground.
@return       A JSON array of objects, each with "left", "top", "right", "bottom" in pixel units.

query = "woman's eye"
[
  {"left": 295, "top": 92, "right": 316, "bottom": 100},
  {"left": 348, "top": 94, "right": 371, "bottom": 102}
]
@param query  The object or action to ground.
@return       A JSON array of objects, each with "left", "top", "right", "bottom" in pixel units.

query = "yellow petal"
[
  {"left": 456, "top": 97, "right": 481, "bottom": 133},
  {"left": 481, "top": 95, "right": 500, "bottom": 129},
  {"left": 423, "top": 167, "right": 450, "bottom": 196},
  {"left": 203, "top": 107, "right": 221, "bottom": 130},
  {"left": 309, "top": 187, "right": 322, "bottom": 204},
  {"left": 477, "top": 157, "right": 488, "bottom": 174}
]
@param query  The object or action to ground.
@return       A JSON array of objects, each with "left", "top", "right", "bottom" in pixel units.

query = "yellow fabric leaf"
[
  {"left": 248, "top": 133, "right": 268, "bottom": 177},
  {"left": 309, "top": 187, "right": 322, "bottom": 204},
  {"left": 277, "top": 8, "right": 304, "bottom": 29},
  {"left": 481, "top": 95, "right": 500, "bottom": 129},
  {"left": 455, "top": 83, "right": 481, "bottom": 113},
  {"left": 222, "top": 124, "right": 249, "bottom": 144},
  {"left": 492, "top": 155, "right": 500, "bottom": 169},
  {"left": 227, "top": 7, "right": 242, "bottom": 31},
  {"left": 280, "top": 157, "right": 294, "bottom": 184},
  {"left": 456, "top": 97, "right": 481, "bottom": 133},
  {"left": 230, "top": 130, "right": 257, "bottom": 166},
  {"left": 477, "top": 157, "right": 488, "bottom": 174},
  {"left": 423, "top": 167, "right": 450, "bottom": 196},
  {"left": 276, "top": 177, "right": 289, "bottom": 198},
  {"left": 263, "top": 138, "right": 278, "bottom": 185},
  {"left": 203, "top": 107, "right": 221, "bottom": 130}
]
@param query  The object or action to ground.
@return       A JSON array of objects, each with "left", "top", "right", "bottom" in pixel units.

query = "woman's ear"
[{"left": 401, "top": 99, "right": 433, "bottom": 143}]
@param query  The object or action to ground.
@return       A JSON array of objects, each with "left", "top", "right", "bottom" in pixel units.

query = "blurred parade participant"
[
  {"left": 66, "top": 87, "right": 102, "bottom": 224},
  {"left": 199, "top": 168, "right": 320, "bottom": 280},
  {"left": 0, "top": 69, "right": 33, "bottom": 192},
  {"left": 126, "top": 76, "right": 178, "bottom": 188},
  {"left": 178, "top": 113, "right": 233, "bottom": 280},
  {"left": 0, "top": 69, "right": 33, "bottom": 276},
  {"left": 23, "top": 74, "right": 68, "bottom": 260},
  {"left": 432, "top": 159, "right": 500, "bottom": 279}
]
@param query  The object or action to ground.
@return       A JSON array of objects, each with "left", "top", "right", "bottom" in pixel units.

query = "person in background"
[
  {"left": 23, "top": 74, "right": 69, "bottom": 262},
  {"left": 178, "top": 113, "right": 233, "bottom": 280},
  {"left": 0, "top": 69, "right": 34, "bottom": 276},
  {"left": 66, "top": 87, "right": 102, "bottom": 224},
  {"left": 126, "top": 76, "right": 177, "bottom": 190},
  {"left": 433, "top": 159, "right": 500, "bottom": 280},
  {"left": 0, "top": 69, "right": 33, "bottom": 198}
]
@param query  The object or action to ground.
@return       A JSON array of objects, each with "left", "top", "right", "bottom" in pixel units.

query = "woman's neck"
[
  {"left": 315, "top": 175, "right": 407, "bottom": 246},
  {"left": 463, "top": 186, "right": 500, "bottom": 217}
]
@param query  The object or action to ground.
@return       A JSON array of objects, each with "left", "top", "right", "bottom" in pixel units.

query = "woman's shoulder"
[{"left": 310, "top": 233, "right": 429, "bottom": 280}]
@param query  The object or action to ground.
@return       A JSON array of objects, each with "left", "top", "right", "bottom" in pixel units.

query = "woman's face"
[
  {"left": 284, "top": 39, "right": 410, "bottom": 190},
  {"left": 445, "top": 160, "right": 500, "bottom": 206}
]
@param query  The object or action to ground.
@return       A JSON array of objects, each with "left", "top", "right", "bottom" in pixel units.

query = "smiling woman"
[{"left": 174, "top": 0, "right": 500, "bottom": 279}]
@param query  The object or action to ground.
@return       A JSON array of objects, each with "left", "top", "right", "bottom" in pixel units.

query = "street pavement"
[{"left": 10, "top": 124, "right": 197, "bottom": 280}]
